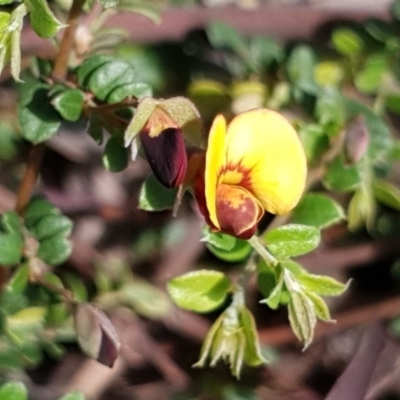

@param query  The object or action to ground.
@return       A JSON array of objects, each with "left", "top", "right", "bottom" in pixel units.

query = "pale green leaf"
[
  {"left": 287, "top": 290, "right": 316, "bottom": 349},
  {"left": 0, "top": 382, "right": 27, "bottom": 400},
  {"left": 239, "top": 306, "right": 266, "bottom": 366},
  {"left": 373, "top": 178, "right": 400, "bottom": 211},
  {"left": 332, "top": 28, "right": 364, "bottom": 56},
  {"left": 124, "top": 97, "right": 156, "bottom": 147},
  {"left": 296, "top": 273, "right": 350, "bottom": 296},
  {"left": 167, "top": 270, "right": 230, "bottom": 313},
  {"left": 264, "top": 224, "right": 321, "bottom": 259},
  {"left": 306, "top": 291, "right": 333, "bottom": 322},
  {"left": 28, "top": 0, "right": 65, "bottom": 38}
]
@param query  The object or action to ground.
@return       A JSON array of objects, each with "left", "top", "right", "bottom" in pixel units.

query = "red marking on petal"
[
  {"left": 216, "top": 184, "right": 263, "bottom": 239},
  {"left": 140, "top": 127, "right": 187, "bottom": 189},
  {"left": 193, "top": 160, "right": 218, "bottom": 230}
]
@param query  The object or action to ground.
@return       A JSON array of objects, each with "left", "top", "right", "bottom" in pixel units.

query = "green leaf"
[
  {"left": 306, "top": 292, "right": 332, "bottom": 322},
  {"left": 287, "top": 45, "right": 318, "bottom": 93},
  {"left": 167, "top": 270, "right": 231, "bottom": 313},
  {"left": 77, "top": 55, "right": 114, "bottom": 87},
  {"left": 7, "top": 306, "right": 46, "bottom": 332},
  {"left": 264, "top": 224, "right": 320, "bottom": 259},
  {"left": 315, "top": 87, "right": 345, "bottom": 127},
  {"left": 118, "top": 279, "right": 171, "bottom": 319},
  {"left": 344, "top": 98, "right": 391, "bottom": 160},
  {"left": 323, "top": 156, "right": 361, "bottom": 192},
  {"left": 291, "top": 193, "right": 345, "bottom": 229},
  {"left": 347, "top": 186, "right": 376, "bottom": 231},
  {"left": 52, "top": 89, "right": 84, "bottom": 122},
  {"left": 248, "top": 36, "right": 283, "bottom": 71},
  {"left": 25, "top": 197, "right": 58, "bottom": 228},
  {"left": 239, "top": 306, "right": 266, "bottom": 366},
  {"left": 314, "top": 60, "right": 345, "bottom": 88},
  {"left": 206, "top": 22, "right": 247, "bottom": 56},
  {"left": 299, "top": 123, "right": 330, "bottom": 162},
  {"left": 32, "top": 214, "right": 73, "bottom": 240},
  {"left": 296, "top": 273, "right": 349, "bottom": 296},
  {"left": 258, "top": 264, "right": 283, "bottom": 309},
  {"left": 9, "top": 5, "right": 25, "bottom": 81},
  {"left": 18, "top": 82, "right": 61, "bottom": 144},
  {"left": 0, "top": 233, "right": 23, "bottom": 265},
  {"left": 281, "top": 259, "right": 308, "bottom": 275},
  {"left": 107, "top": 82, "right": 152, "bottom": 104},
  {"left": 0, "top": 382, "right": 27, "bottom": 400},
  {"left": 46, "top": 302, "right": 69, "bottom": 325},
  {"left": 138, "top": 173, "right": 177, "bottom": 211},
  {"left": 287, "top": 290, "right": 316, "bottom": 349},
  {"left": 332, "top": 28, "right": 364, "bottom": 57},
  {"left": 373, "top": 178, "right": 400, "bottom": 211},
  {"left": 188, "top": 79, "right": 231, "bottom": 122},
  {"left": 391, "top": 0, "right": 400, "bottom": 21},
  {"left": 364, "top": 19, "right": 396, "bottom": 42},
  {"left": 102, "top": 137, "right": 129, "bottom": 172},
  {"left": 202, "top": 230, "right": 236, "bottom": 251},
  {"left": 386, "top": 95, "right": 400, "bottom": 115},
  {"left": 206, "top": 240, "right": 252, "bottom": 263},
  {"left": 57, "top": 392, "right": 85, "bottom": 400},
  {"left": 64, "top": 273, "right": 88, "bottom": 303},
  {"left": 8, "top": 264, "right": 29, "bottom": 294},
  {"left": 88, "top": 60, "right": 136, "bottom": 101},
  {"left": 28, "top": 0, "right": 65, "bottom": 38},
  {"left": 86, "top": 112, "right": 103, "bottom": 145},
  {"left": 37, "top": 235, "right": 72, "bottom": 265},
  {"left": 355, "top": 55, "right": 387, "bottom": 94},
  {"left": 204, "top": 232, "right": 252, "bottom": 263},
  {"left": 2, "top": 211, "right": 21, "bottom": 235}
]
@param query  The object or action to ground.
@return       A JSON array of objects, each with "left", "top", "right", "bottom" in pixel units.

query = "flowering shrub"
[{"left": 1, "top": 0, "right": 400, "bottom": 397}]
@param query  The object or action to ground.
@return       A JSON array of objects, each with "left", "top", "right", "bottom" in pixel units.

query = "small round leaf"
[
  {"left": 264, "top": 224, "right": 320, "bottom": 259},
  {"left": 138, "top": 173, "right": 177, "bottom": 211},
  {"left": 167, "top": 270, "right": 231, "bottom": 313},
  {"left": 88, "top": 60, "right": 136, "bottom": 101},
  {"left": 102, "top": 137, "right": 129, "bottom": 172},
  {"left": 37, "top": 235, "right": 72, "bottom": 265},
  {"left": 52, "top": 89, "right": 84, "bottom": 122}
]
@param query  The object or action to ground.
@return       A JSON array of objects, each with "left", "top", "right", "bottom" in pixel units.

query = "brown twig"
[
  {"left": 15, "top": 144, "right": 45, "bottom": 216},
  {"left": 52, "top": 0, "right": 85, "bottom": 82}
]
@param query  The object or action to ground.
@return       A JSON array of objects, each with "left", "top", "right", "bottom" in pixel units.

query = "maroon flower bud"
[{"left": 140, "top": 127, "right": 187, "bottom": 189}]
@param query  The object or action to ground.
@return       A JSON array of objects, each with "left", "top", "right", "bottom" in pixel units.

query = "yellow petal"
[
  {"left": 205, "top": 114, "right": 227, "bottom": 229},
  {"left": 225, "top": 109, "right": 307, "bottom": 215}
]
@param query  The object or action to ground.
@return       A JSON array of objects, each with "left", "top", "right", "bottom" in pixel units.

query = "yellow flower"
[{"left": 195, "top": 109, "right": 307, "bottom": 239}]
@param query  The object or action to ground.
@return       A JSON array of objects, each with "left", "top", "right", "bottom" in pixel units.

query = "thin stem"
[
  {"left": 34, "top": 274, "right": 76, "bottom": 305},
  {"left": 52, "top": 0, "right": 86, "bottom": 81},
  {"left": 248, "top": 235, "right": 278, "bottom": 267},
  {"left": 85, "top": 98, "right": 139, "bottom": 113},
  {"left": 15, "top": 144, "right": 45, "bottom": 216}
]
